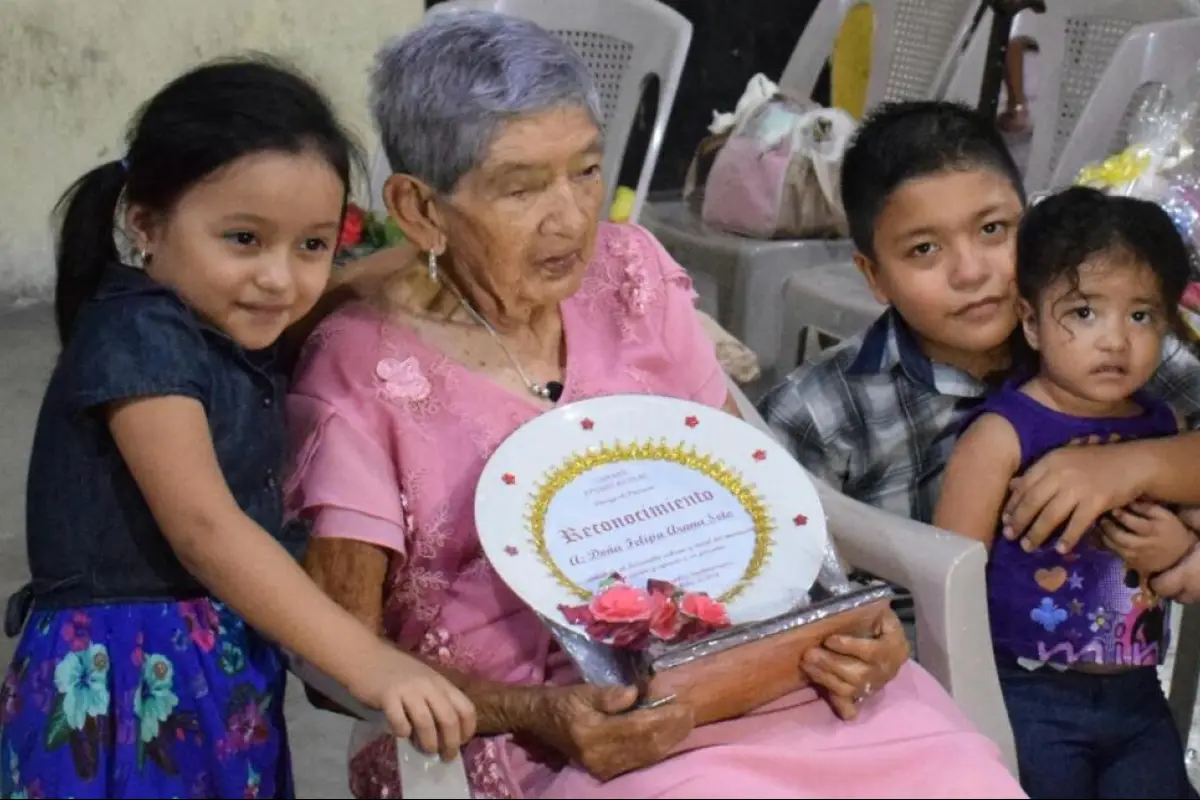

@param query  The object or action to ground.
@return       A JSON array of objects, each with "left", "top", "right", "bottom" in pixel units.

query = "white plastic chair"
[
  {"left": 1047, "top": 16, "right": 1200, "bottom": 190},
  {"left": 287, "top": 652, "right": 472, "bottom": 799},
  {"left": 1023, "top": 0, "right": 1199, "bottom": 193},
  {"left": 641, "top": 0, "right": 983, "bottom": 390},
  {"left": 367, "top": 0, "right": 691, "bottom": 227},
  {"left": 731, "top": 378, "right": 1019, "bottom": 775},
  {"left": 775, "top": 259, "right": 884, "bottom": 373},
  {"left": 779, "top": 0, "right": 983, "bottom": 111},
  {"left": 941, "top": 2, "right": 1055, "bottom": 109}
]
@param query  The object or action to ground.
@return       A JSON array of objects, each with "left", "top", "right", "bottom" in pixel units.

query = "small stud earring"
[{"left": 426, "top": 250, "right": 439, "bottom": 283}]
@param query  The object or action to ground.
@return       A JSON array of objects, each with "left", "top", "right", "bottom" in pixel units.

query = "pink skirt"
[{"left": 520, "top": 662, "right": 1027, "bottom": 799}]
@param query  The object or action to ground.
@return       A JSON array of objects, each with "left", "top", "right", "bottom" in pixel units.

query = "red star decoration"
[
  {"left": 501, "top": 473, "right": 516, "bottom": 485},
  {"left": 752, "top": 449, "right": 767, "bottom": 461},
  {"left": 504, "top": 545, "right": 519, "bottom": 556},
  {"left": 684, "top": 415, "right": 699, "bottom": 428},
  {"left": 793, "top": 514, "right": 808, "bottom": 526},
  {"left": 580, "top": 418, "right": 594, "bottom": 430}
]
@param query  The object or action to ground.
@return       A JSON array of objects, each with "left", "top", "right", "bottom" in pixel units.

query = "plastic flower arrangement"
[
  {"left": 336, "top": 202, "right": 406, "bottom": 264},
  {"left": 557, "top": 572, "right": 732, "bottom": 651},
  {"left": 1073, "top": 78, "right": 1200, "bottom": 339}
]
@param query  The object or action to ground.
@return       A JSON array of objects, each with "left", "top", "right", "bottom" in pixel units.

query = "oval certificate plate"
[{"left": 475, "top": 394, "right": 829, "bottom": 628}]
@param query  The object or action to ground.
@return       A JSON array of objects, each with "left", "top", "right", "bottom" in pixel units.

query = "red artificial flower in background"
[{"left": 339, "top": 203, "right": 366, "bottom": 249}]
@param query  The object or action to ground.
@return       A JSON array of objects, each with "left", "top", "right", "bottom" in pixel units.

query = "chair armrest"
[
  {"left": 727, "top": 379, "right": 1018, "bottom": 775},
  {"left": 815, "top": 486, "right": 1017, "bottom": 774},
  {"left": 285, "top": 651, "right": 472, "bottom": 799}
]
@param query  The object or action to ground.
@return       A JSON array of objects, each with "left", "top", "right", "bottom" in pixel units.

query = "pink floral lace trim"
[
  {"left": 573, "top": 226, "right": 658, "bottom": 342},
  {"left": 376, "top": 356, "right": 432, "bottom": 403},
  {"left": 347, "top": 736, "right": 516, "bottom": 799}
]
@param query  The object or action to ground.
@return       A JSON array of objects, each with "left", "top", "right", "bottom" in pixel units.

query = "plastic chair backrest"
[
  {"left": 941, "top": 3, "right": 1049, "bottom": 107},
  {"left": 1024, "top": 0, "right": 1198, "bottom": 192},
  {"left": 778, "top": 0, "right": 982, "bottom": 113},
  {"left": 1049, "top": 16, "right": 1200, "bottom": 189},
  {"left": 377, "top": 0, "right": 692, "bottom": 225}
]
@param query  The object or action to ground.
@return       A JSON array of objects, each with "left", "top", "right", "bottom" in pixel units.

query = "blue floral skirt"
[{"left": 0, "top": 598, "right": 293, "bottom": 799}]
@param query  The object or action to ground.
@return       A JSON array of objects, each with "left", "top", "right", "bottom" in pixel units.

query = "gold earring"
[{"left": 426, "top": 250, "right": 439, "bottom": 283}]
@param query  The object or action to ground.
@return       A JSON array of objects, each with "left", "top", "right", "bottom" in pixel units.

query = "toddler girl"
[
  {"left": 935, "top": 185, "right": 1198, "bottom": 799},
  {"left": 0, "top": 57, "right": 474, "bottom": 798}
]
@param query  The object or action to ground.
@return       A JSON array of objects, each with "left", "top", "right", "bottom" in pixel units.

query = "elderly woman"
[{"left": 284, "top": 10, "right": 1026, "bottom": 799}]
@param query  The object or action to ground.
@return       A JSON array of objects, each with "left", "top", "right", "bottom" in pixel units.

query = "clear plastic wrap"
[{"left": 1074, "top": 67, "right": 1200, "bottom": 336}]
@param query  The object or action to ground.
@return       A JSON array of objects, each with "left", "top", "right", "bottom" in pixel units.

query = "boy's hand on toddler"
[
  {"left": 1004, "top": 434, "right": 1138, "bottom": 554},
  {"left": 1098, "top": 502, "right": 1197, "bottom": 576},
  {"left": 361, "top": 646, "right": 478, "bottom": 761}
]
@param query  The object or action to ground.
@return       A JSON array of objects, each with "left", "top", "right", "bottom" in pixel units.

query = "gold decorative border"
[{"left": 525, "top": 439, "right": 775, "bottom": 602}]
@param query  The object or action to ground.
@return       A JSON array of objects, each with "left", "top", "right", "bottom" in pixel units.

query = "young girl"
[
  {"left": 0, "top": 58, "right": 475, "bottom": 798},
  {"left": 934, "top": 185, "right": 1198, "bottom": 799}
]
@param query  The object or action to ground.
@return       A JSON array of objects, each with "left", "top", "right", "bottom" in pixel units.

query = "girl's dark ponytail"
[
  {"left": 52, "top": 160, "right": 127, "bottom": 345},
  {"left": 50, "top": 56, "right": 357, "bottom": 348}
]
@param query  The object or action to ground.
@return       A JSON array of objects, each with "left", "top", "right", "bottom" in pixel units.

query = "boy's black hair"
[
  {"left": 1011, "top": 185, "right": 1192, "bottom": 373},
  {"left": 840, "top": 100, "right": 1025, "bottom": 259},
  {"left": 52, "top": 54, "right": 363, "bottom": 345}
]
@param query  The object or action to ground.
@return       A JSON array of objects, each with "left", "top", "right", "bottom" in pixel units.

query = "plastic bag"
[
  {"left": 699, "top": 74, "right": 857, "bottom": 240},
  {"left": 1074, "top": 67, "right": 1200, "bottom": 336}
]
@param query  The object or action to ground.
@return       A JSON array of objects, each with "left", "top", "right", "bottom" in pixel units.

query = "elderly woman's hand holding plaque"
[{"left": 475, "top": 394, "right": 895, "bottom": 727}]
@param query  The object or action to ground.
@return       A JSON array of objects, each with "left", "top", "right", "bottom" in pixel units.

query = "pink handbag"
[{"left": 700, "top": 86, "right": 856, "bottom": 240}]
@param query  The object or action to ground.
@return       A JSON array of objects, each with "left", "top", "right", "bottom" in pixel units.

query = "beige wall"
[{"left": 0, "top": 0, "right": 424, "bottom": 302}]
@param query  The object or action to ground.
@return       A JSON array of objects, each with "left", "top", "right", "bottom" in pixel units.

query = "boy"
[{"left": 757, "top": 100, "right": 1200, "bottom": 554}]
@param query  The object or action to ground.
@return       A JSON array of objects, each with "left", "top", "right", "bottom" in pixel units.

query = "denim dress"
[{"left": 0, "top": 265, "right": 306, "bottom": 799}]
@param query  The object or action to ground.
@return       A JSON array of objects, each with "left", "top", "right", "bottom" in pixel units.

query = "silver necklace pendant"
[{"left": 439, "top": 274, "right": 564, "bottom": 403}]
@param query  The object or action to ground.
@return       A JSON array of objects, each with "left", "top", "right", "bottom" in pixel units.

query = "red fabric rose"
[
  {"left": 680, "top": 592, "right": 731, "bottom": 628},
  {"left": 588, "top": 583, "right": 652, "bottom": 623},
  {"left": 557, "top": 578, "right": 729, "bottom": 651},
  {"left": 648, "top": 589, "right": 683, "bottom": 640}
]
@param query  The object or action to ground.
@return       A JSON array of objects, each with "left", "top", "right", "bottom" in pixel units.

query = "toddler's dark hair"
[
  {"left": 1012, "top": 185, "right": 1192, "bottom": 372},
  {"left": 52, "top": 55, "right": 362, "bottom": 344},
  {"left": 840, "top": 100, "right": 1025, "bottom": 259}
]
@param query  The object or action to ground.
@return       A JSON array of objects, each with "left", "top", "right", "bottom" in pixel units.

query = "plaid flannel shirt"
[{"left": 757, "top": 308, "right": 1200, "bottom": 525}]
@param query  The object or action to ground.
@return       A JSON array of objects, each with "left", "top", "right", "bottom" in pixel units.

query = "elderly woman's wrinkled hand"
[
  {"left": 801, "top": 608, "right": 910, "bottom": 721},
  {"left": 531, "top": 684, "right": 694, "bottom": 781}
]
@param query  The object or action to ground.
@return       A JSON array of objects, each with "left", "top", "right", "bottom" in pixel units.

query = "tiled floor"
[{"left": 0, "top": 303, "right": 1196, "bottom": 795}]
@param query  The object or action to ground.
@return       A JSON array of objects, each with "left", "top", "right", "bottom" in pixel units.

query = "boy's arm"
[
  {"left": 933, "top": 413, "right": 1021, "bottom": 549},
  {"left": 1005, "top": 431, "right": 1200, "bottom": 554},
  {"left": 1005, "top": 343, "right": 1200, "bottom": 553}
]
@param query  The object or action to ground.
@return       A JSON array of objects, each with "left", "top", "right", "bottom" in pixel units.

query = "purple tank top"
[{"left": 973, "top": 381, "right": 1177, "bottom": 667}]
